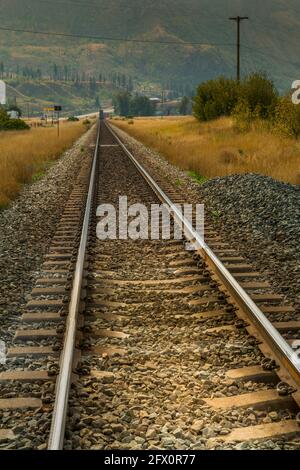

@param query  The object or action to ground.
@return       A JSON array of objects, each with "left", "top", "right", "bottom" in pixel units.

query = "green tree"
[
  {"left": 114, "top": 91, "right": 131, "bottom": 116},
  {"left": 89, "top": 76, "right": 97, "bottom": 96},
  {"left": 127, "top": 76, "right": 134, "bottom": 92},
  {"left": 52, "top": 63, "right": 58, "bottom": 81},
  {"left": 193, "top": 73, "right": 279, "bottom": 122},
  {"left": 179, "top": 96, "right": 190, "bottom": 115},
  {"left": 193, "top": 77, "right": 240, "bottom": 121},
  {"left": 130, "top": 95, "right": 155, "bottom": 116},
  {"left": 95, "top": 95, "right": 100, "bottom": 108},
  {"left": 240, "top": 73, "right": 278, "bottom": 118}
]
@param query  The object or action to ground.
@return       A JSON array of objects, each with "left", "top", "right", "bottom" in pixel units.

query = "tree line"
[
  {"left": 0, "top": 61, "right": 195, "bottom": 102},
  {"left": 113, "top": 92, "right": 156, "bottom": 117},
  {"left": 0, "top": 62, "right": 135, "bottom": 90}
]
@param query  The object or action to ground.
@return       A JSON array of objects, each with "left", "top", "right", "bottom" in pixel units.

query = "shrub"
[
  {"left": 274, "top": 98, "right": 300, "bottom": 138},
  {"left": 193, "top": 77, "right": 240, "bottom": 121},
  {"left": 193, "top": 73, "right": 278, "bottom": 123},
  {"left": 232, "top": 99, "right": 263, "bottom": 132},
  {"left": 68, "top": 116, "right": 79, "bottom": 122},
  {"left": 240, "top": 73, "right": 278, "bottom": 119},
  {"left": 0, "top": 108, "right": 29, "bottom": 131},
  {"left": 1, "top": 119, "right": 30, "bottom": 130}
]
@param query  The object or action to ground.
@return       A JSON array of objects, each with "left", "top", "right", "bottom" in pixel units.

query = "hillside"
[
  {"left": 0, "top": 0, "right": 299, "bottom": 92},
  {"left": 5, "top": 79, "right": 115, "bottom": 116}
]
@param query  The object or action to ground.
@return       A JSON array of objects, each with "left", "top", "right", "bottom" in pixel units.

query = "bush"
[
  {"left": 0, "top": 108, "right": 29, "bottom": 131},
  {"left": 1, "top": 119, "right": 30, "bottom": 130},
  {"left": 83, "top": 119, "right": 91, "bottom": 125},
  {"left": 232, "top": 99, "right": 265, "bottom": 132},
  {"left": 193, "top": 73, "right": 278, "bottom": 123},
  {"left": 240, "top": 73, "right": 278, "bottom": 119},
  {"left": 274, "top": 98, "right": 300, "bottom": 138},
  {"left": 68, "top": 116, "right": 79, "bottom": 122},
  {"left": 193, "top": 78, "right": 240, "bottom": 121}
]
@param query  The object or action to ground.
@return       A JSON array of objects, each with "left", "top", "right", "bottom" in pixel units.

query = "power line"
[
  {"left": 0, "top": 25, "right": 235, "bottom": 47},
  {"left": 0, "top": 11, "right": 298, "bottom": 75},
  {"left": 8, "top": 2, "right": 300, "bottom": 49},
  {"left": 1, "top": 24, "right": 297, "bottom": 67}
]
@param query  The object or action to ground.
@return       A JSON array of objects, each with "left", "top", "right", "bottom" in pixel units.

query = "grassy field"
[
  {"left": 0, "top": 121, "right": 88, "bottom": 208},
  {"left": 112, "top": 116, "right": 300, "bottom": 186}
]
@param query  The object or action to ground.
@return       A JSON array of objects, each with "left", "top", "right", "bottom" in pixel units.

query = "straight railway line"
[{"left": 0, "top": 119, "right": 299, "bottom": 450}]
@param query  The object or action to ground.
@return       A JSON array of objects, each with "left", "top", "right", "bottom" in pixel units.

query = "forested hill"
[{"left": 0, "top": 0, "right": 299, "bottom": 91}]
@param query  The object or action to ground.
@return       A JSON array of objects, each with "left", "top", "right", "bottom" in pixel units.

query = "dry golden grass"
[
  {"left": 112, "top": 116, "right": 300, "bottom": 185},
  {"left": 0, "top": 121, "right": 87, "bottom": 207}
]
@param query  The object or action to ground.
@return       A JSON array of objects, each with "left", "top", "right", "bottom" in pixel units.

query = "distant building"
[
  {"left": 0, "top": 81, "right": 6, "bottom": 105},
  {"left": 7, "top": 110, "right": 20, "bottom": 119},
  {"left": 149, "top": 97, "right": 161, "bottom": 104}
]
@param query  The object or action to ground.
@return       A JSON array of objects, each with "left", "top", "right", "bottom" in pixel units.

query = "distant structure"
[
  {"left": 0, "top": 80, "right": 6, "bottom": 105},
  {"left": 7, "top": 110, "right": 20, "bottom": 119},
  {"left": 149, "top": 97, "right": 160, "bottom": 105}
]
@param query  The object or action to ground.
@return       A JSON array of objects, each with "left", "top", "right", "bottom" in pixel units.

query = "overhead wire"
[{"left": 0, "top": 25, "right": 236, "bottom": 47}]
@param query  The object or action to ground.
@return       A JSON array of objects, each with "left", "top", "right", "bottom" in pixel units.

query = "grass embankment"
[
  {"left": 112, "top": 116, "right": 300, "bottom": 185},
  {"left": 0, "top": 121, "right": 88, "bottom": 208}
]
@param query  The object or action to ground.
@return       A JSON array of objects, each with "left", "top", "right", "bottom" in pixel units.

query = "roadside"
[{"left": 0, "top": 120, "right": 92, "bottom": 208}]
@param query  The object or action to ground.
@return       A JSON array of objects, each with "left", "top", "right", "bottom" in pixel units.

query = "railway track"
[{"left": 1, "top": 119, "right": 300, "bottom": 450}]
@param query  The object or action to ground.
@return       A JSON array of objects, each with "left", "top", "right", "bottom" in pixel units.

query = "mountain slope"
[{"left": 0, "top": 0, "right": 299, "bottom": 91}]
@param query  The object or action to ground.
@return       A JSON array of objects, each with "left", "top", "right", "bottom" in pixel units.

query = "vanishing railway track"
[{"left": 0, "top": 119, "right": 300, "bottom": 450}]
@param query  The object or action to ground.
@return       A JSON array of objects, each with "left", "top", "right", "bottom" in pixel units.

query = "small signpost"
[
  {"left": 54, "top": 105, "right": 62, "bottom": 136},
  {"left": 43, "top": 105, "right": 62, "bottom": 136}
]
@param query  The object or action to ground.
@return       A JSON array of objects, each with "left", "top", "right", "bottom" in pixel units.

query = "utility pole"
[{"left": 229, "top": 16, "right": 249, "bottom": 81}]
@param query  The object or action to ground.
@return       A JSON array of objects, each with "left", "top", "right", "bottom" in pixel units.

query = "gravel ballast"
[
  {"left": 111, "top": 124, "right": 300, "bottom": 313},
  {"left": 0, "top": 122, "right": 299, "bottom": 451},
  {"left": 0, "top": 125, "right": 96, "bottom": 344},
  {"left": 65, "top": 125, "right": 300, "bottom": 451}
]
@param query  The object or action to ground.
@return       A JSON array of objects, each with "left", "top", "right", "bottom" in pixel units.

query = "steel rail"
[
  {"left": 106, "top": 121, "right": 300, "bottom": 388},
  {"left": 47, "top": 120, "right": 101, "bottom": 450}
]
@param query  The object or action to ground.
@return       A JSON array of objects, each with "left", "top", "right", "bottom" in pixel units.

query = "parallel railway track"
[{"left": 1, "top": 120, "right": 299, "bottom": 450}]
